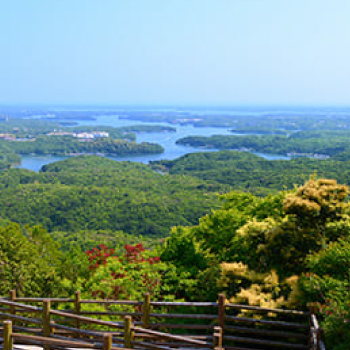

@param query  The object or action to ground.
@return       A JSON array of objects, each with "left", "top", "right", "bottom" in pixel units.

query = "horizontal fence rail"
[{"left": 0, "top": 290, "right": 326, "bottom": 350}]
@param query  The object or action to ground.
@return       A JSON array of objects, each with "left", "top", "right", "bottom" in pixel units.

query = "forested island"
[
  {"left": 0, "top": 119, "right": 175, "bottom": 139},
  {"left": 9, "top": 136, "right": 163, "bottom": 157},
  {"left": 176, "top": 133, "right": 350, "bottom": 158},
  {"left": 0, "top": 119, "right": 178, "bottom": 166}
]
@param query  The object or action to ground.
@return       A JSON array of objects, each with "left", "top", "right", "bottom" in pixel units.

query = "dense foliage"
[
  {"left": 176, "top": 134, "right": 350, "bottom": 157},
  {"left": 0, "top": 140, "right": 22, "bottom": 169},
  {"left": 9, "top": 135, "right": 163, "bottom": 156},
  {"left": 161, "top": 179, "right": 350, "bottom": 349},
  {"left": 0, "top": 173, "right": 349, "bottom": 349},
  {"left": 0, "top": 119, "right": 70, "bottom": 137},
  {"left": 0, "top": 156, "right": 226, "bottom": 236},
  {"left": 0, "top": 223, "right": 65, "bottom": 296},
  {"left": 151, "top": 150, "right": 350, "bottom": 195}
]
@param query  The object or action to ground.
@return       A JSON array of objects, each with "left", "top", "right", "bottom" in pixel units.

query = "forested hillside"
[
  {"left": 0, "top": 177, "right": 349, "bottom": 349},
  {"left": 9, "top": 135, "right": 163, "bottom": 156},
  {"left": 176, "top": 134, "right": 350, "bottom": 158},
  {"left": 0, "top": 140, "right": 21, "bottom": 170},
  {"left": 0, "top": 156, "right": 227, "bottom": 235},
  {"left": 151, "top": 150, "right": 350, "bottom": 195}
]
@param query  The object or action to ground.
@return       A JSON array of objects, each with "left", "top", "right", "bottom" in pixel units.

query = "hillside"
[
  {"left": 0, "top": 156, "right": 227, "bottom": 236},
  {"left": 150, "top": 150, "right": 350, "bottom": 195},
  {"left": 0, "top": 176, "right": 348, "bottom": 349},
  {"left": 176, "top": 134, "right": 350, "bottom": 158}
]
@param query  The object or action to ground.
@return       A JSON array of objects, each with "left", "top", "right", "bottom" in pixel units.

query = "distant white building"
[
  {"left": 74, "top": 133, "right": 94, "bottom": 139},
  {"left": 73, "top": 132, "right": 109, "bottom": 139},
  {"left": 92, "top": 132, "right": 109, "bottom": 138}
]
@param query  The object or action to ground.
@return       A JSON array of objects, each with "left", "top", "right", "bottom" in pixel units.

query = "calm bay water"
[{"left": 18, "top": 114, "right": 289, "bottom": 172}]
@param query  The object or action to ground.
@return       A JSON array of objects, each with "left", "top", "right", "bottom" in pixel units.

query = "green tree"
[
  {"left": 0, "top": 223, "right": 64, "bottom": 296},
  {"left": 300, "top": 237, "right": 350, "bottom": 350}
]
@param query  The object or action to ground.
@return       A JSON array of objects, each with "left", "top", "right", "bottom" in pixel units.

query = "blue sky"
[{"left": 1, "top": 0, "right": 350, "bottom": 106}]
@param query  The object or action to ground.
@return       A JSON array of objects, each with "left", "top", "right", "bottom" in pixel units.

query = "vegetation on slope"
[
  {"left": 0, "top": 177, "right": 348, "bottom": 349},
  {"left": 0, "top": 156, "right": 227, "bottom": 236},
  {"left": 0, "top": 139, "right": 349, "bottom": 349},
  {"left": 176, "top": 134, "right": 350, "bottom": 157},
  {"left": 0, "top": 140, "right": 22, "bottom": 169},
  {"left": 9, "top": 135, "right": 163, "bottom": 156},
  {"left": 150, "top": 150, "right": 350, "bottom": 195},
  {"left": 160, "top": 178, "right": 350, "bottom": 349}
]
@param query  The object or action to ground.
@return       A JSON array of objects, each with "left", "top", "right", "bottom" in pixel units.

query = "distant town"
[{"left": 0, "top": 131, "right": 109, "bottom": 142}]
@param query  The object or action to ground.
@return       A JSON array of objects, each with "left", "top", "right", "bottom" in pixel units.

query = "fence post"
[
  {"left": 3, "top": 320, "right": 13, "bottom": 350},
  {"left": 217, "top": 294, "right": 225, "bottom": 349},
  {"left": 124, "top": 315, "right": 134, "bottom": 349},
  {"left": 218, "top": 294, "right": 225, "bottom": 329},
  {"left": 316, "top": 328, "right": 321, "bottom": 350},
  {"left": 43, "top": 299, "right": 51, "bottom": 350},
  {"left": 74, "top": 291, "right": 81, "bottom": 335},
  {"left": 308, "top": 305, "right": 315, "bottom": 350},
  {"left": 9, "top": 290, "right": 16, "bottom": 316},
  {"left": 142, "top": 293, "right": 151, "bottom": 328},
  {"left": 103, "top": 334, "right": 112, "bottom": 350},
  {"left": 213, "top": 326, "right": 223, "bottom": 350}
]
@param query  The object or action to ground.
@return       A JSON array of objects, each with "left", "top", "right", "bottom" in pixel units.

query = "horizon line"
[{"left": 1, "top": 103, "right": 350, "bottom": 109}]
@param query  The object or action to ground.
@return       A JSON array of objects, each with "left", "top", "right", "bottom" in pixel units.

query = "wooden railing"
[{"left": 0, "top": 290, "right": 326, "bottom": 350}]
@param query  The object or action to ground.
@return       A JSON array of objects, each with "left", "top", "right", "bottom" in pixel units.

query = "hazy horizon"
[{"left": 2, "top": 104, "right": 350, "bottom": 109}]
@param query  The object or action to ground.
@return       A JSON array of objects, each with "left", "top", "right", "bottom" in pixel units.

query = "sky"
[{"left": 1, "top": 0, "right": 350, "bottom": 106}]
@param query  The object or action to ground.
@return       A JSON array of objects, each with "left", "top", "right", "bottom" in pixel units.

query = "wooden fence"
[{"left": 0, "top": 290, "right": 326, "bottom": 350}]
